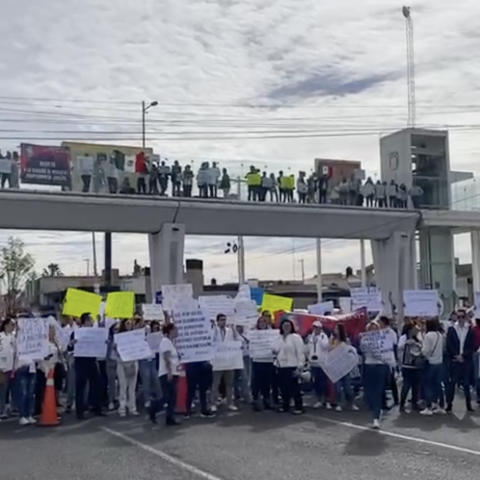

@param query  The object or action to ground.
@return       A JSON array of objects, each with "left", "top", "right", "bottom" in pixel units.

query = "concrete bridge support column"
[
  {"left": 371, "top": 231, "right": 416, "bottom": 320},
  {"left": 148, "top": 223, "right": 186, "bottom": 302},
  {"left": 470, "top": 230, "right": 480, "bottom": 297},
  {"left": 418, "top": 227, "right": 455, "bottom": 317}
]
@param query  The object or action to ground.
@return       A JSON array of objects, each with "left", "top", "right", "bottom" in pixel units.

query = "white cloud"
[{"left": 0, "top": 0, "right": 479, "bottom": 281}]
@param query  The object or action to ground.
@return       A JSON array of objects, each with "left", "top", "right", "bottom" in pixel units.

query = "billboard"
[
  {"left": 61, "top": 142, "right": 154, "bottom": 194},
  {"left": 314, "top": 158, "right": 364, "bottom": 186},
  {"left": 20, "top": 144, "right": 71, "bottom": 187}
]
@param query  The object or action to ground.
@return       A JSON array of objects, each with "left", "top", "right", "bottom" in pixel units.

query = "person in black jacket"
[{"left": 445, "top": 310, "right": 475, "bottom": 412}]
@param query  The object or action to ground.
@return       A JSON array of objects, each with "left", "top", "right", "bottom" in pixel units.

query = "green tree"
[
  {"left": 42, "top": 263, "right": 63, "bottom": 277},
  {"left": 0, "top": 237, "right": 35, "bottom": 314}
]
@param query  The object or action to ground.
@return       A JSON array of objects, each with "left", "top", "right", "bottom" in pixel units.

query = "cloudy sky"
[{"left": 1, "top": 0, "right": 480, "bottom": 282}]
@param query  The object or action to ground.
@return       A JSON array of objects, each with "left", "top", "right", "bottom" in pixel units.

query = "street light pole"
[{"left": 141, "top": 100, "right": 158, "bottom": 149}]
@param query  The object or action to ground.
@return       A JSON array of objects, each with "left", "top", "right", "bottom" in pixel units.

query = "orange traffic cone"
[
  {"left": 175, "top": 366, "right": 188, "bottom": 414},
  {"left": 39, "top": 368, "right": 60, "bottom": 427}
]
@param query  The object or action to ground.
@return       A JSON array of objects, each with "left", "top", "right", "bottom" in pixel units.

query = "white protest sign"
[
  {"left": 16, "top": 318, "right": 49, "bottom": 361},
  {"left": 161, "top": 284, "right": 194, "bottom": 312},
  {"left": 360, "top": 330, "right": 395, "bottom": 365},
  {"left": 233, "top": 299, "right": 259, "bottom": 327},
  {"left": 147, "top": 331, "right": 162, "bottom": 353},
  {"left": 199, "top": 295, "right": 235, "bottom": 321},
  {"left": 319, "top": 343, "right": 358, "bottom": 384},
  {"left": 0, "top": 335, "right": 14, "bottom": 370},
  {"left": 308, "top": 301, "right": 334, "bottom": 315},
  {"left": 174, "top": 302, "right": 214, "bottom": 363},
  {"left": 350, "top": 287, "right": 382, "bottom": 312},
  {"left": 49, "top": 317, "right": 70, "bottom": 351},
  {"left": 142, "top": 304, "right": 165, "bottom": 321},
  {"left": 0, "top": 158, "right": 11, "bottom": 174},
  {"left": 403, "top": 289, "right": 439, "bottom": 317},
  {"left": 212, "top": 341, "right": 244, "bottom": 371},
  {"left": 74, "top": 327, "right": 108, "bottom": 358},
  {"left": 247, "top": 330, "right": 278, "bottom": 358},
  {"left": 339, "top": 297, "right": 352, "bottom": 313},
  {"left": 115, "top": 328, "right": 152, "bottom": 362}
]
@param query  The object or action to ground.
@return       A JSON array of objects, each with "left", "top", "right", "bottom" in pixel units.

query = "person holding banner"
[
  {"left": 111, "top": 319, "right": 139, "bottom": 417},
  {"left": 360, "top": 322, "right": 393, "bottom": 430},
  {"left": 307, "top": 321, "right": 330, "bottom": 410},
  {"left": 273, "top": 319, "right": 305, "bottom": 414},
  {"left": 211, "top": 314, "right": 239, "bottom": 413},
  {"left": 330, "top": 324, "right": 358, "bottom": 412},
  {"left": 250, "top": 316, "right": 275, "bottom": 412},
  {"left": 71, "top": 313, "right": 105, "bottom": 421},
  {"left": 150, "top": 323, "right": 181, "bottom": 426}
]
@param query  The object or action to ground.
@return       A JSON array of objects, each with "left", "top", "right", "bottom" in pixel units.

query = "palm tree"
[{"left": 42, "top": 263, "right": 63, "bottom": 277}]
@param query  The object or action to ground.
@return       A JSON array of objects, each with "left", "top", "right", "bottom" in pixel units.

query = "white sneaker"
[
  {"left": 420, "top": 408, "right": 433, "bottom": 416},
  {"left": 433, "top": 408, "right": 446, "bottom": 415},
  {"left": 228, "top": 405, "right": 238, "bottom": 412},
  {"left": 144, "top": 400, "right": 151, "bottom": 409},
  {"left": 325, "top": 403, "right": 332, "bottom": 410},
  {"left": 19, "top": 417, "right": 30, "bottom": 426},
  {"left": 27, "top": 417, "right": 37, "bottom": 424},
  {"left": 210, "top": 405, "right": 218, "bottom": 413},
  {"left": 335, "top": 405, "right": 342, "bottom": 412},
  {"left": 372, "top": 419, "right": 380, "bottom": 429},
  {"left": 119, "top": 410, "right": 126, "bottom": 418},
  {"left": 313, "top": 401, "right": 322, "bottom": 409},
  {"left": 130, "top": 410, "right": 139, "bottom": 416},
  {"left": 108, "top": 402, "right": 115, "bottom": 411},
  {"left": 350, "top": 405, "right": 359, "bottom": 411}
]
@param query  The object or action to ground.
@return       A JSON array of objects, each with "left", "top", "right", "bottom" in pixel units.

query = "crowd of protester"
[
  {"left": 0, "top": 306, "right": 478, "bottom": 430},
  {"left": 0, "top": 149, "right": 423, "bottom": 208}
]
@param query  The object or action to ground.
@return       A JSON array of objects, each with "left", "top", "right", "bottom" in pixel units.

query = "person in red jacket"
[{"left": 135, "top": 152, "right": 149, "bottom": 194}]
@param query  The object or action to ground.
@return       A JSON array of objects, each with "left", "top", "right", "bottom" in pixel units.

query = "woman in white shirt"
[
  {"left": 307, "top": 321, "right": 330, "bottom": 409},
  {"left": 150, "top": 323, "right": 181, "bottom": 426},
  {"left": 420, "top": 319, "right": 445, "bottom": 416},
  {"left": 273, "top": 319, "right": 305, "bottom": 414},
  {"left": 0, "top": 318, "right": 15, "bottom": 419}
]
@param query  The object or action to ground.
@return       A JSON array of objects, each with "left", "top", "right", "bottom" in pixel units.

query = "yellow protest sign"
[
  {"left": 105, "top": 292, "right": 135, "bottom": 319},
  {"left": 261, "top": 293, "right": 293, "bottom": 314},
  {"left": 62, "top": 288, "right": 103, "bottom": 318}
]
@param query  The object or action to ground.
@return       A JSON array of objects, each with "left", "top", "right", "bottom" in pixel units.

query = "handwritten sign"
[
  {"left": 16, "top": 318, "right": 49, "bottom": 361},
  {"left": 174, "top": 302, "right": 214, "bottom": 363},
  {"left": 233, "top": 299, "right": 259, "bottom": 327},
  {"left": 105, "top": 291, "right": 135, "bottom": 319},
  {"left": 212, "top": 341, "right": 244, "bottom": 371},
  {"left": 199, "top": 295, "right": 235, "bottom": 321},
  {"left": 115, "top": 328, "right": 152, "bottom": 362},
  {"left": 74, "top": 328, "right": 108, "bottom": 358},
  {"left": 247, "top": 330, "right": 278, "bottom": 358},
  {"left": 308, "top": 301, "right": 334, "bottom": 315},
  {"left": 161, "top": 284, "right": 194, "bottom": 312},
  {"left": 350, "top": 287, "right": 382, "bottom": 312},
  {"left": 142, "top": 304, "right": 165, "bottom": 321},
  {"left": 403, "top": 289, "right": 439, "bottom": 317},
  {"left": 360, "top": 330, "right": 395, "bottom": 365},
  {"left": 62, "top": 288, "right": 103, "bottom": 318},
  {"left": 319, "top": 343, "right": 358, "bottom": 384}
]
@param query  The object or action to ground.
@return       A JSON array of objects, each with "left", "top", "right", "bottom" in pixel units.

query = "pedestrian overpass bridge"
[
  {"left": 0, "top": 189, "right": 477, "bottom": 319},
  {"left": 0, "top": 189, "right": 477, "bottom": 238}
]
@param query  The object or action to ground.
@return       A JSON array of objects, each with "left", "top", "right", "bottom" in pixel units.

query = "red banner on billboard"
[{"left": 20, "top": 144, "right": 71, "bottom": 187}]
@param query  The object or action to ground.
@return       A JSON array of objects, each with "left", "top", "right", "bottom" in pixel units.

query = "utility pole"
[{"left": 402, "top": 6, "right": 416, "bottom": 128}]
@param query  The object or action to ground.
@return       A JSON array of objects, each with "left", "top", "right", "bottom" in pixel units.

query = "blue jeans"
[
  {"left": 334, "top": 374, "right": 354, "bottom": 406},
  {"left": 0, "top": 372, "right": 12, "bottom": 416},
  {"left": 234, "top": 357, "right": 252, "bottom": 402},
  {"left": 16, "top": 366, "right": 36, "bottom": 418},
  {"left": 311, "top": 366, "right": 328, "bottom": 402},
  {"left": 159, "top": 375, "right": 178, "bottom": 422},
  {"left": 424, "top": 363, "right": 444, "bottom": 408},
  {"left": 138, "top": 359, "right": 161, "bottom": 404},
  {"left": 363, "top": 364, "right": 389, "bottom": 421}
]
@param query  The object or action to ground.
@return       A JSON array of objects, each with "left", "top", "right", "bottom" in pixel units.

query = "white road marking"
[
  {"left": 101, "top": 427, "right": 225, "bottom": 480},
  {"left": 306, "top": 414, "right": 480, "bottom": 457}
]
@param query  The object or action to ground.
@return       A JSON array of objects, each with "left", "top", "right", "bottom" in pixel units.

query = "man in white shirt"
[{"left": 308, "top": 321, "right": 330, "bottom": 409}]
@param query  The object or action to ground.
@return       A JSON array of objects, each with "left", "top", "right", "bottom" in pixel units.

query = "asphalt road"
[{"left": 1, "top": 405, "right": 480, "bottom": 480}]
